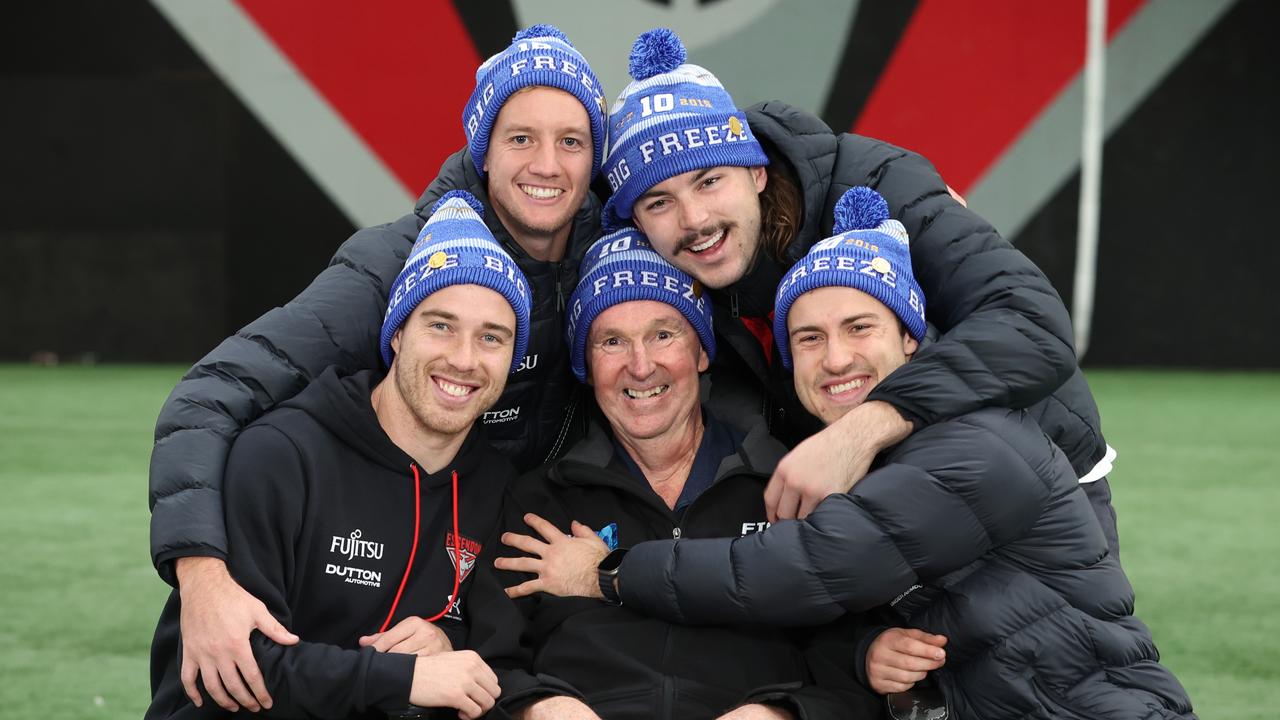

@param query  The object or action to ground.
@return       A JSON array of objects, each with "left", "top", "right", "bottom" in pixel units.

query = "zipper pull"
[
  {"left": 730, "top": 292, "right": 740, "bottom": 319},
  {"left": 555, "top": 264, "right": 567, "bottom": 312}
]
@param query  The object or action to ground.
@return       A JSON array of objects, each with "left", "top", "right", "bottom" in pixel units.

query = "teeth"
[
  {"left": 521, "top": 185, "right": 563, "bottom": 199},
  {"left": 624, "top": 385, "right": 668, "bottom": 399},
  {"left": 827, "top": 378, "right": 865, "bottom": 395},
  {"left": 689, "top": 230, "right": 724, "bottom": 253},
  {"left": 438, "top": 379, "right": 474, "bottom": 397}
]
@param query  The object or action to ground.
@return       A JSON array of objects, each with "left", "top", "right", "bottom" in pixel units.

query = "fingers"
[
  {"left": 370, "top": 620, "right": 416, "bottom": 653},
  {"left": 358, "top": 631, "right": 381, "bottom": 647},
  {"left": 254, "top": 608, "right": 299, "bottom": 646},
  {"left": 774, "top": 483, "right": 801, "bottom": 521},
  {"left": 796, "top": 492, "right": 824, "bottom": 521},
  {"left": 217, "top": 656, "right": 260, "bottom": 712},
  {"left": 522, "top": 513, "right": 563, "bottom": 543},
  {"left": 202, "top": 661, "right": 240, "bottom": 713},
  {"left": 501, "top": 531, "right": 548, "bottom": 556},
  {"left": 180, "top": 653, "right": 204, "bottom": 708},
  {"left": 569, "top": 520, "right": 596, "bottom": 539},
  {"left": 236, "top": 655, "right": 273, "bottom": 711},
  {"left": 504, "top": 578, "right": 543, "bottom": 599},
  {"left": 493, "top": 555, "right": 542, "bottom": 574}
]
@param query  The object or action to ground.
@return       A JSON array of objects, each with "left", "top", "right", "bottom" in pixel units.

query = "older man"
[
  {"left": 493, "top": 228, "right": 875, "bottom": 720},
  {"left": 508, "top": 188, "right": 1195, "bottom": 719}
]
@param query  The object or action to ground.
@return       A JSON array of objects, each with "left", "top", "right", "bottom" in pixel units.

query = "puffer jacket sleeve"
[
  {"left": 147, "top": 212, "right": 420, "bottom": 584},
  {"left": 618, "top": 411, "right": 1054, "bottom": 626},
  {"left": 828, "top": 133, "right": 1078, "bottom": 426}
]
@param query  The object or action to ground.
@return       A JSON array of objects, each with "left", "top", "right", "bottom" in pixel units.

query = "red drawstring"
[{"left": 378, "top": 467, "right": 462, "bottom": 632}]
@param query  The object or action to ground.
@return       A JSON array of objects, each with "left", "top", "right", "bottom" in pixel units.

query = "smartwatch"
[{"left": 597, "top": 548, "right": 628, "bottom": 605}]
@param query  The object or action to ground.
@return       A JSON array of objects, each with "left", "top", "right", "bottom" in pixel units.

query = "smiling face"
[
  {"left": 483, "top": 86, "right": 594, "bottom": 257},
  {"left": 787, "top": 285, "right": 918, "bottom": 426},
  {"left": 389, "top": 284, "right": 516, "bottom": 440},
  {"left": 631, "top": 165, "right": 768, "bottom": 290},
  {"left": 586, "top": 300, "right": 708, "bottom": 447}
]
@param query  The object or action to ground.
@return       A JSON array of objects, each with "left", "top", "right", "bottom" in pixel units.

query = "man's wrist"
[
  {"left": 859, "top": 400, "right": 913, "bottom": 448},
  {"left": 176, "top": 556, "right": 229, "bottom": 590}
]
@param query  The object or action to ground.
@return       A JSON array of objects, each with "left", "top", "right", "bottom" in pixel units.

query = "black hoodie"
[{"left": 147, "top": 368, "right": 552, "bottom": 719}]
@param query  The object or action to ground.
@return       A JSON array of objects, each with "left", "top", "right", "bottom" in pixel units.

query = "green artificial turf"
[{"left": 0, "top": 365, "right": 1276, "bottom": 718}]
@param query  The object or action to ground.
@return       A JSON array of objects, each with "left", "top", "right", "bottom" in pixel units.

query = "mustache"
[{"left": 678, "top": 222, "right": 732, "bottom": 252}]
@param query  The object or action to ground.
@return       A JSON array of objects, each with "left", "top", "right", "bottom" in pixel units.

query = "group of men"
[{"left": 146, "top": 25, "right": 1195, "bottom": 720}]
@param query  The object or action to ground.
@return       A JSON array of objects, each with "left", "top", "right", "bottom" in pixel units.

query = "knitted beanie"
[
  {"left": 565, "top": 227, "right": 715, "bottom": 382},
  {"left": 601, "top": 28, "right": 769, "bottom": 226},
  {"left": 772, "top": 187, "right": 927, "bottom": 369},
  {"left": 380, "top": 190, "right": 532, "bottom": 372},
  {"left": 463, "top": 24, "right": 608, "bottom": 179}
]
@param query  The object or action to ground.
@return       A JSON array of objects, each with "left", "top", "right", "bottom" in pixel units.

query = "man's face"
[
  {"left": 484, "top": 87, "right": 593, "bottom": 247},
  {"left": 390, "top": 284, "right": 516, "bottom": 439},
  {"left": 787, "top": 286, "right": 918, "bottom": 426},
  {"left": 632, "top": 166, "right": 768, "bottom": 290},
  {"left": 587, "top": 300, "right": 708, "bottom": 445}
]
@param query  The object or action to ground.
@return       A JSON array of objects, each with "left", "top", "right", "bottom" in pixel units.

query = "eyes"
[
  {"left": 594, "top": 329, "right": 677, "bottom": 353},
  {"left": 426, "top": 321, "right": 507, "bottom": 347},
  {"left": 640, "top": 175, "right": 721, "bottom": 214},
  {"left": 507, "top": 134, "right": 588, "bottom": 151}
]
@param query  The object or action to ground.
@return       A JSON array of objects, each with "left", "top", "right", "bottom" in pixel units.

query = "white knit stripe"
[
  {"left": 611, "top": 63, "right": 726, "bottom": 106},
  {"left": 610, "top": 111, "right": 707, "bottom": 150},
  {"left": 406, "top": 236, "right": 503, "bottom": 266}
]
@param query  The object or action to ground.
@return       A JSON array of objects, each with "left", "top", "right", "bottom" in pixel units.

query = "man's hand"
[
  {"left": 514, "top": 695, "right": 602, "bottom": 720},
  {"left": 359, "top": 616, "right": 452, "bottom": 656},
  {"left": 764, "top": 401, "right": 912, "bottom": 522},
  {"left": 494, "top": 514, "right": 608, "bottom": 600},
  {"left": 716, "top": 703, "right": 795, "bottom": 719},
  {"left": 176, "top": 556, "right": 299, "bottom": 712},
  {"left": 866, "top": 628, "right": 947, "bottom": 694},
  {"left": 409, "top": 650, "right": 500, "bottom": 720}
]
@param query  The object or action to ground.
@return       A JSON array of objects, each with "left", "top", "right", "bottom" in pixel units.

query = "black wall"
[{"left": 3, "top": 1, "right": 1277, "bottom": 367}]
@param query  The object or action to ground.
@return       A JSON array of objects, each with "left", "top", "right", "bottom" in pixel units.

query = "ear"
[
  {"left": 391, "top": 327, "right": 404, "bottom": 355},
  {"left": 902, "top": 333, "right": 919, "bottom": 359},
  {"left": 697, "top": 347, "right": 710, "bottom": 373},
  {"left": 750, "top": 165, "right": 768, "bottom": 193}
]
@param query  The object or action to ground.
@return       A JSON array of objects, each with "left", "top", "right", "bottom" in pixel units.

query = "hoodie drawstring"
[{"left": 379, "top": 467, "right": 462, "bottom": 632}]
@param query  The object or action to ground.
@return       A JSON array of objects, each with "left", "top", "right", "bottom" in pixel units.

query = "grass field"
[{"left": 0, "top": 365, "right": 1276, "bottom": 719}]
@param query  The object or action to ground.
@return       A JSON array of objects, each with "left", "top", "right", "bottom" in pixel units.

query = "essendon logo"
[{"left": 445, "top": 532, "right": 483, "bottom": 582}]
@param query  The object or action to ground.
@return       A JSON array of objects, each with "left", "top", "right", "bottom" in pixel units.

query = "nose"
[
  {"left": 626, "top": 342, "right": 656, "bottom": 379},
  {"left": 677, "top": 196, "right": 710, "bottom": 233},
  {"left": 449, "top": 336, "right": 479, "bottom": 372},
  {"left": 528, "top": 140, "right": 559, "bottom": 177},
  {"left": 821, "top": 336, "right": 854, "bottom": 375}
]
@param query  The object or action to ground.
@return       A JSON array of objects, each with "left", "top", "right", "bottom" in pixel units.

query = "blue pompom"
[
  {"left": 832, "top": 187, "right": 889, "bottom": 234},
  {"left": 512, "top": 24, "right": 570, "bottom": 45},
  {"left": 628, "top": 28, "right": 687, "bottom": 80},
  {"left": 433, "top": 190, "right": 485, "bottom": 219}
]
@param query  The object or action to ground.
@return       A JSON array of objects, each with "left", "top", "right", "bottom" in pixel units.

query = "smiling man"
[
  {"left": 146, "top": 191, "right": 562, "bottom": 719},
  {"left": 491, "top": 228, "right": 876, "bottom": 720},
  {"left": 600, "top": 29, "right": 1117, "bottom": 564},
  {"left": 505, "top": 188, "right": 1195, "bottom": 720},
  {"left": 146, "top": 25, "right": 611, "bottom": 711}
]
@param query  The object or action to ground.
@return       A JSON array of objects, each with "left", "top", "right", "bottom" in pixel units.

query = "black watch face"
[{"left": 598, "top": 548, "right": 627, "bottom": 573}]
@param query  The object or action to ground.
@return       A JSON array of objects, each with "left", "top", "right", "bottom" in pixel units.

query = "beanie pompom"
[
  {"left": 433, "top": 190, "right": 485, "bottom": 218},
  {"left": 512, "top": 23, "right": 570, "bottom": 45},
  {"left": 833, "top": 186, "right": 890, "bottom": 234},
  {"left": 629, "top": 28, "right": 687, "bottom": 80}
]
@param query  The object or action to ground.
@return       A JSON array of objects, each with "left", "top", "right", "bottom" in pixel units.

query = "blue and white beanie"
[
  {"left": 602, "top": 28, "right": 770, "bottom": 227},
  {"left": 773, "top": 187, "right": 927, "bottom": 369},
  {"left": 380, "top": 190, "right": 532, "bottom": 372},
  {"left": 565, "top": 227, "right": 715, "bottom": 382},
  {"left": 463, "top": 24, "right": 608, "bottom": 179}
]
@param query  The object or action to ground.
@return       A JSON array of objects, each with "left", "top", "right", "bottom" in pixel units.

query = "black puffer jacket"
[
  {"left": 713, "top": 102, "right": 1107, "bottom": 479},
  {"left": 500, "top": 411, "right": 878, "bottom": 720},
  {"left": 148, "top": 149, "right": 598, "bottom": 584},
  {"left": 616, "top": 408, "right": 1195, "bottom": 719}
]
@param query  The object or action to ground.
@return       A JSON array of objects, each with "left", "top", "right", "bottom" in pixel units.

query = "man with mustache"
[{"left": 503, "top": 188, "right": 1194, "bottom": 720}]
